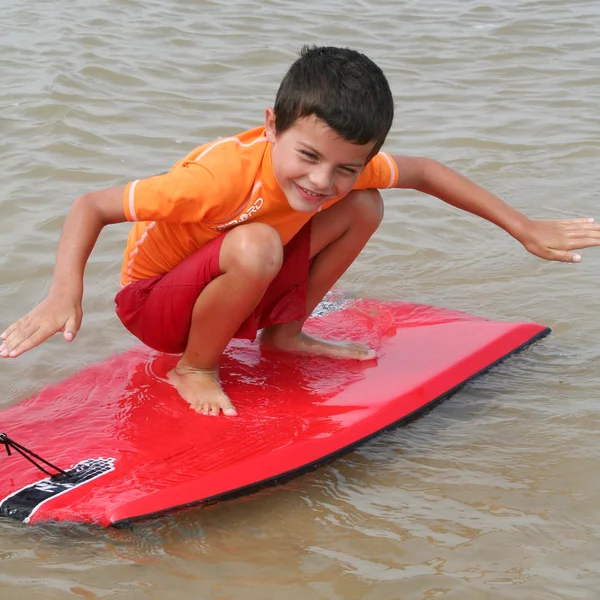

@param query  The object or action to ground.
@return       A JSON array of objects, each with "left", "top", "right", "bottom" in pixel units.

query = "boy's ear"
[{"left": 265, "top": 107, "right": 277, "bottom": 142}]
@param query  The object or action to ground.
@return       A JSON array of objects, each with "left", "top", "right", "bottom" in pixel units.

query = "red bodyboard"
[{"left": 0, "top": 299, "right": 549, "bottom": 527}]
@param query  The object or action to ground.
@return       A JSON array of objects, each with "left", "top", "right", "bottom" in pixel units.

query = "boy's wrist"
[
  {"left": 502, "top": 212, "right": 533, "bottom": 243},
  {"left": 49, "top": 280, "right": 83, "bottom": 303}
]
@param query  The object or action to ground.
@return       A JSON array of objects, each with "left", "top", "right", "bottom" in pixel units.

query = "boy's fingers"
[
  {"left": 2, "top": 313, "right": 39, "bottom": 344},
  {"left": 547, "top": 250, "right": 581, "bottom": 263},
  {"left": 8, "top": 332, "right": 53, "bottom": 357},
  {"left": 2, "top": 322, "right": 39, "bottom": 351},
  {"left": 570, "top": 239, "right": 600, "bottom": 250},
  {"left": 565, "top": 225, "right": 600, "bottom": 235},
  {"left": 561, "top": 218, "right": 595, "bottom": 224},
  {"left": 1, "top": 316, "right": 29, "bottom": 340},
  {"left": 2, "top": 337, "right": 33, "bottom": 358},
  {"left": 565, "top": 228, "right": 600, "bottom": 239},
  {"left": 63, "top": 316, "right": 79, "bottom": 342},
  {"left": 1, "top": 319, "right": 64, "bottom": 357},
  {"left": 576, "top": 233, "right": 600, "bottom": 244},
  {"left": 2, "top": 325, "right": 45, "bottom": 357}
]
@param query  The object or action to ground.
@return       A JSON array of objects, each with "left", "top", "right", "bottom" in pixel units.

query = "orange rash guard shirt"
[{"left": 121, "top": 126, "right": 399, "bottom": 285}]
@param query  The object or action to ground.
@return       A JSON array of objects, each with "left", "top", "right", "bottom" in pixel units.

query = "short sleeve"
[
  {"left": 123, "top": 161, "right": 237, "bottom": 224},
  {"left": 353, "top": 152, "right": 398, "bottom": 190}
]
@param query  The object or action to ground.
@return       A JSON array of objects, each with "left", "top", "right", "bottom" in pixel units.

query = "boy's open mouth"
[{"left": 295, "top": 183, "right": 327, "bottom": 203}]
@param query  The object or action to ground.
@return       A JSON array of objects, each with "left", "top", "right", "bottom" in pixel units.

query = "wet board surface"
[{"left": 0, "top": 298, "right": 549, "bottom": 527}]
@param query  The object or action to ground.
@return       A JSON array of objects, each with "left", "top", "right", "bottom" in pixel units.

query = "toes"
[
  {"left": 357, "top": 345, "right": 377, "bottom": 361},
  {"left": 218, "top": 394, "right": 238, "bottom": 417},
  {"left": 168, "top": 368, "right": 238, "bottom": 416}
]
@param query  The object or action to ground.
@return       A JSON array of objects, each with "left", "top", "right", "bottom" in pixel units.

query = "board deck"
[{"left": 0, "top": 299, "right": 549, "bottom": 527}]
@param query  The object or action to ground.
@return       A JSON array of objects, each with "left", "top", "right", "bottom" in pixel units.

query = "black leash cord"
[{"left": 0, "top": 433, "right": 67, "bottom": 477}]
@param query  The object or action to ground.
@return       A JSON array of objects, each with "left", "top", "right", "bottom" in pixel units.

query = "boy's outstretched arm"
[
  {"left": 392, "top": 156, "right": 600, "bottom": 262},
  {"left": 0, "top": 186, "right": 127, "bottom": 359}
]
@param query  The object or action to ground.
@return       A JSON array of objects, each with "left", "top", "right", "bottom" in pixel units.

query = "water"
[{"left": 2, "top": 0, "right": 600, "bottom": 597}]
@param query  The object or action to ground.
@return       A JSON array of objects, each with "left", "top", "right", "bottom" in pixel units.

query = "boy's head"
[
  {"left": 266, "top": 46, "right": 394, "bottom": 213},
  {"left": 273, "top": 46, "right": 394, "bottom": 160}
]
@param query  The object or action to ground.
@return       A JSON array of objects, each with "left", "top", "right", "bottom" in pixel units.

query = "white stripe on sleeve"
[{"left": 128, "top": 180, "right": 139, "bottom": 221}]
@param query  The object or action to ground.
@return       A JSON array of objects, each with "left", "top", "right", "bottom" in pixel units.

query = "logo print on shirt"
[{"left": 212, "top": 197, "right": 264, "bottom": 231}]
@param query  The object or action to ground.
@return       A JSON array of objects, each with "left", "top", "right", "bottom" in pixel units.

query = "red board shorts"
[{"left": 114, "top": 222, "right": 311, "bottom": 354}]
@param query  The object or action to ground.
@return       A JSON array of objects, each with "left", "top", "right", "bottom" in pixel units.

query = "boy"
[{"left": 1, "top": 46, "right": 599, "bottom": 417}]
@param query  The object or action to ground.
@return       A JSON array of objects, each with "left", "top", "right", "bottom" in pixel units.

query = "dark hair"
[{"left": 274, "top": 46, "right": 394, "bottom": 159}]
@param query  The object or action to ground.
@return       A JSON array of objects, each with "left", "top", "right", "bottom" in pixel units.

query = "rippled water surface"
[{"left": 2, "top": 0, "right": 600, "bottom": 598}]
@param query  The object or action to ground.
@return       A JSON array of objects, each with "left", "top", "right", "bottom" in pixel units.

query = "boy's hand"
[
  {"left": 0, "top": 187, "right": 124, "bottom": 360},
  {"left": 517, "top": 218, "right": 600, "bottom": 263},
  {"left": 0, "top": 294, "right": 82, "bottom": 358}
]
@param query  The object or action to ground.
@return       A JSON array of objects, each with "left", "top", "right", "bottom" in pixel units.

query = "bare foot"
[
  {"left": 167, "top": 364, "right": 238, "bottom": 416},
  {"left": 260, "top": 327, "right": 376, "bottom": 361}
]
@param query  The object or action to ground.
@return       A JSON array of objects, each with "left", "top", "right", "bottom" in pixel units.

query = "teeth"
[{"left": 299, "top": 185, "right": 322, "bottom": 197}]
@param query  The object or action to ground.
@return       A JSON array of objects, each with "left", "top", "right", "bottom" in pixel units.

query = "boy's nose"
[{"left": 309, "top": 166, "right": 333, "bottom": 192}]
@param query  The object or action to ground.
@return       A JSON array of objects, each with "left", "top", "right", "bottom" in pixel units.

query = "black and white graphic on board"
[{"left": 0, "top": 457, "right": 116, "bottom": 523}]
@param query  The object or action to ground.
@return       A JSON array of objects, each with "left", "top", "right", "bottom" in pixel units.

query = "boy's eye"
[
  {"left": 299, "top": 151, "right": 358, "bottom": 175},
  {"left": 300, "top": 150, "right": 319, "bottom": 161},
  {"left": 339, "top": 166, "right": 357, "bottom": 175}
]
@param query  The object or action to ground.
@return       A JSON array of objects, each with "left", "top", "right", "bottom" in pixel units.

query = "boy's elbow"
[
  {"left": 75, "top": 187, "right": 127, "bottom": 226},
  {"left": 70, "top": 193, "right": 105, "bottom": 229}
]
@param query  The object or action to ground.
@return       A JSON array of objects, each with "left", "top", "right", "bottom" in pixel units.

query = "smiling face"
[{"left": 265, "top": 108, "right": 376, "bottom": 213}]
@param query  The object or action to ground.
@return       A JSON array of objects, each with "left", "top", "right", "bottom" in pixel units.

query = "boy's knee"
[
  {"left": 346, "top": 189, "right": 384, "bottom": 231},
  {"left": 221, "top": 222, "right": 284, "bottom": 279}
]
